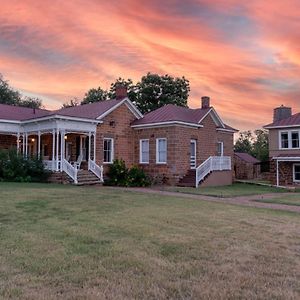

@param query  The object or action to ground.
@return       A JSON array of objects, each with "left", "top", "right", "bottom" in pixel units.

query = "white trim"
[
  {"left": 103, "top": 138, "right": 114, "bottom": 164},
  {"left": 216, "top": 128, "right": 238, "bottom": 133},
  {"left": 264, "top": 124, "right": 300, "bottom": 129},
  {"left": 0, "top": 119, "right": 21, "bottom": 124},
  {"left": 278, "top": 129, "right": 300, "bottom": 150},
  {"left": 190, "top": 139, "right": 197, "bottom": 169},
  {"left": 96, "top": 98, "right": 143, "bottom": 120},
  {"left": 293, "top": 164, "right": 300, "bottom": 182},
  {"left": 132, "top": 121, "right": 203, "bottom": 129},
  {"left": 273, "top": 157, "right": 300, "bottom": 161},
  {"left": 156, "top": 138, "right": 167, "bottom": 164},
  {"left": 198, "top": 107, "right": 225, "bottom": 128},
  {"left": 217, "top": 141, "right": 224, "bottom": 156},
  {"left": 21, "top": 114, "right": 102, "bottom": 124},
  {"left": 139, "top": 139, "right": 149, "bottom": 164}
]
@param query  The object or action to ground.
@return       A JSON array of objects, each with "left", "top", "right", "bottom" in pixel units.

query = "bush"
[
  {"left": 106, "top": 159, "right": 151, "bottom": 187},
  {"left": 0, "top": 149, "right": 50, "bottom": 182}
]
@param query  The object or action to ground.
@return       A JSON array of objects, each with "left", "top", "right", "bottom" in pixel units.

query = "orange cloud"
[{"left": 0, "top": 0, "right": 299, "bottom": 130}]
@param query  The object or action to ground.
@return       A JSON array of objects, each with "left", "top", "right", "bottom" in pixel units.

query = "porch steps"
[
  {"left": 76, "top": 170, "right": 102, "bottom": 186},
  {"left": 178, "top": 170, "right": 211, "bottom": 187}
]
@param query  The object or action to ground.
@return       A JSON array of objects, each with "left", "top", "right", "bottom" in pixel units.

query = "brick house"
[
  {"left": 264, "top": 105, "right": 300, "bottom": 186},
  {"left": 234, "top": 152, "right": 261, "bottom": 180},
  {"left": 0, "top": 87, "right": 237, "bottom": 186}
]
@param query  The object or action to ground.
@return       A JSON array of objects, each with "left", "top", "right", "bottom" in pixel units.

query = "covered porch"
[{"left": 273, "top": 155, "right": 300, "bottom": 187}]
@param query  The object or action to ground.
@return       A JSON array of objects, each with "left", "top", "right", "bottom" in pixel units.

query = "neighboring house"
[
  {"left": 234, "top": 152, "right": 261, "bottom": 180},
  {"left": 0, "top": 86, "right": 237, "bottom": 187},
  {"left": 264, "top": 105, "right": 300, "bottom": 186}
]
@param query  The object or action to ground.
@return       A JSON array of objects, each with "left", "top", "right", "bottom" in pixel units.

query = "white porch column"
[
  {"left": 22, "top": 133, "right": 25, "bottom": 156},
  {"left": 56, "top": 129, "right": 59, "bottom": 171},
  {"left": 88, "top": 131, "right": 91, "bottom": 161},
  {"left": 60, "top": 130, "right": 65, "bottom": 171},
  {"left": 276, "top": 159, "right": 279, "bottom": 187},
  {"left": 38, "top": 131, "right": 41, "bottom": 159},
  {"left": 17, "top": 133, "right": 20, "bottom": 154},
  {"left": 25, "top": 133, "right": 28, "bottom": 157},
  {"left": 52, "top": 129, "right": 55, "bottom": 170},
  {"left": 93, "top": 132, "right": 96, "bottom": 162}
]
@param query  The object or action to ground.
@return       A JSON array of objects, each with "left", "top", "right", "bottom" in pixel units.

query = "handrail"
[
  {"left": 62, "top": 159, "right": 78, "bottom": 184},
  {"left": 88, "top": 159, "right": 104, "bottom": 182},
  {"left": 196, "top": 156, "right": 231, "bottom": 187}
]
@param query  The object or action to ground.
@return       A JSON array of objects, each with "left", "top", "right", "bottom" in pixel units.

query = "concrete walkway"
[{"left": 112, "top": 187, "right": 300, "bottom": 213}]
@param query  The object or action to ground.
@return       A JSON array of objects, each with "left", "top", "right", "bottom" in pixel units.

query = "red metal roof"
[
  {"left": 0, "top": 103, "right": 51, "bottom": 121},
  {"left": 0, "top": 100, "right": 123, "bottom": 121},
  {"left": 235, "top": 152, "right": 260, "bottom": 163},
  {"left": 265, "top": 112, "right": 300, "bottom": 128},
  {"left": 132, "top": 104, "right": 211, "bottom": 125}
]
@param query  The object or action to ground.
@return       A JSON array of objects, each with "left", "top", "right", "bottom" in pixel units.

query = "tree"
[
  {"left": 62, "top": 97, "right": 80, "bottom": 108},
  {"left": 234, "top": 130, "right": 269, "bottom": 162},
  {"left": 134, "top": 73, "right": 189, "bottom": 113},
  {"left": 79, "top": 73, "right": 190, "bottom": 114},
  {"left": 81, "top": 87, "right": 108, "bottom": 105},
  {"left": 252, "top": 129, "right": 269, "bottom": 162},
  {"left": 0, "top": 73, "right": 43, "bottom": 108}
]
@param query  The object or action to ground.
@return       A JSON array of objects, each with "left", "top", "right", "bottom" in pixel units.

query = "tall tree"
[
  {"left": 81, "top": 87, "right": 108, "bottom": 104},
  {"left": 252, "top": 129, "right": 269, "bottom": 162},
  {"left": 234, "top": 131, "right": 253, "bottom": 154},
  {"left": 234, "top": 130, "right": 269, "bottom": 162},
  {"left": 134, "top": 73, "right": 189, "bottom": 113},
  {"left": 0, "top": 74, "right": 43, "bottom": 108},
  {"left": 62, "top": 97, "right": 80, "bottom": 108}
]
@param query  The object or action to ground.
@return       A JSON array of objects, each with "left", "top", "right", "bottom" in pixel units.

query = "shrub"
[
  {"left": 106, "top": 159, "right": 128, "bottom": 186},
  {"left": 106, "top": 159, "right": 151, "bottom": 187},
  {"left": 0, "top": 149, "right": 50, "bottom": 182},
  {"left": 127, "top": 165, "right": 151, "bottom": 187}
]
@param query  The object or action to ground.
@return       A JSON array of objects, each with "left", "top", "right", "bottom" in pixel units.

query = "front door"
[{"left": 190, "top": 140, "right": 197, "bottom": 169}]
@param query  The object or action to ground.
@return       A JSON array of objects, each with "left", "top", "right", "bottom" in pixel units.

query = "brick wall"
[
  {"left": 0, "top": 134, "right": 17, "bottom": 150},
  {"left": 270, "top": 160, "right": 300, "bottom": 186},
  {"left": 95, "top": 103, "right": 136, "bottom": 173}
]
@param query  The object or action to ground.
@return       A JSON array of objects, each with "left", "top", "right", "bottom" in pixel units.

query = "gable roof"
[
  {"left": 235, "top": 152, "right": 260, "bottom": 163},
  {"left": 131, "top": 104, "right": 237, "bottom": 131},
  {"left": 264, "top": 112, "right": 300, "bottom": 129},
  {"left": 132, "top": 104, "right": 210, "bottom": 126},
  {"left": 0, "top": 103, "right": 51, "bottom": 121},
  {"left": 0, "top": 98, "right": 143, "bottom": 123}
]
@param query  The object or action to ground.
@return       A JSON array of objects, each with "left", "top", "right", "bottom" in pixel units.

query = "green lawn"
[
  {"left": 255, "top": 193, "right": 300, "bottom": 206},
  {"left": 0, "top": 183, "right": 299, "bottom": 299},
  {"left": 164, "top": 183, "right": 290, "bottom": 197}
]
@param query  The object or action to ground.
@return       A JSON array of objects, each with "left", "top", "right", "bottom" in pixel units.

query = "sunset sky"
[{"left": 0, "top": 0, "right": 300, "bottom": 130}]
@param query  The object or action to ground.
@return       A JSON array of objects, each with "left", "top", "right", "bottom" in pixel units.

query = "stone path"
[{"left": 112, "top": 187, "right": 300, "bottom": 213}]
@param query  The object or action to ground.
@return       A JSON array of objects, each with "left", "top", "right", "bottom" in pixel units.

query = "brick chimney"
[
  {"left": 201, "top": 96, "right": 210, "bottom": 109},
  {"left": 115, "top": 84, "right": 127, "bottom": 100},
  {"left": 273, "top": 105, "right": 292, "bottom": 122}
]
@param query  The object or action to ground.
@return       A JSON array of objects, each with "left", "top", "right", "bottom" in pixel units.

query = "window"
[
  {"left": 156, "top": 138, "right": 167, "bottom": 164},
  {"left": 103, "top": 138, "right": 114, "bottom": 163},
  {"left": 140, "top": 139, "right": 149, "bottom": 164},
  {"left": 217, "top": 142, "right": 224, "bottom": 156},
  {"left": 292, "top": 131, "right": 299, "bottom": 148},
  {"left": 280, "top": 132, "right": 289, "bottom": 149},
  {"left": 293, "top": 164, "right": 300, "bottom": 182}
]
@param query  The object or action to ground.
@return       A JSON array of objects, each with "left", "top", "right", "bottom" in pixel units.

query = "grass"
[
  {"left": 0, "top": 183, "right": 299, "bottom": 299},
  {"left": 255, "top": 193, "right": 300, "bottom": 207},
  {"left": 164, "top": 183, "right": 291, "bottom": 197}
]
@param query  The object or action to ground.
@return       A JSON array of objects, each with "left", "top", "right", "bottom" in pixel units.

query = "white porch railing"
[
  {"left": 62, "top": 159, "right": 78, "bottom": 184},
  {"left": 88, "top": 159, "right": 104, "bottom": 182},
  {"left": 196, "top": 156, "right": 231, "bottom": 188}
]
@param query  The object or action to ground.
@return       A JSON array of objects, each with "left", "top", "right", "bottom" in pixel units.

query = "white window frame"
[
  {"left": 156, "top": 138, "right": 167, "bottom": 164},
  {"left": 103, "top": 138, "right": 114, "bottom": 164},
  {"left": 279, "top": 129, "right": 300, "bottom": 150},
  {"left": 217, "top": 141, "right": 224, "bottom": 156},
  {"left": 139, "top": 139, "right": 149, "bottom": 164},
  {"left": 293, "top": 164, "right": 300, "bottom": 182}
]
